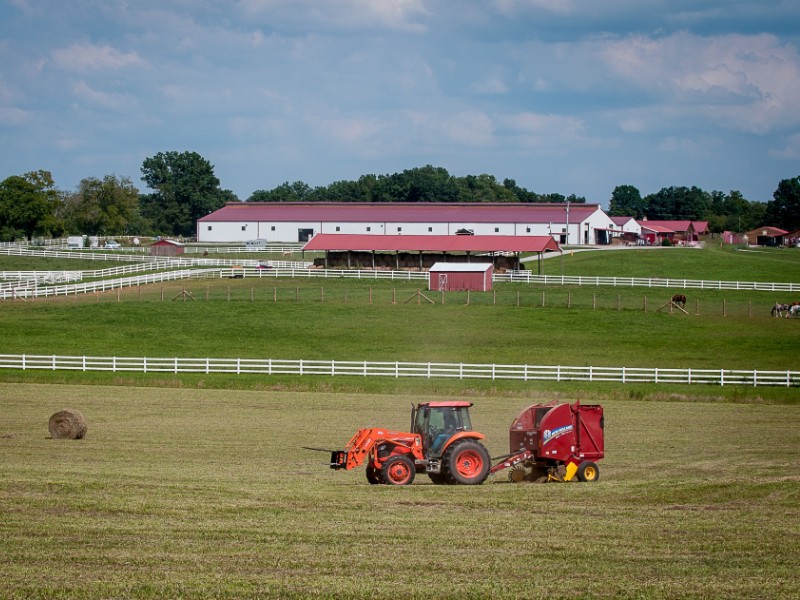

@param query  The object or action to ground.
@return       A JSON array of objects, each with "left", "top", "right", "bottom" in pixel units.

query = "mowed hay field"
[{"left": 1, "top": 383, "right": 799, "bottom": 600}]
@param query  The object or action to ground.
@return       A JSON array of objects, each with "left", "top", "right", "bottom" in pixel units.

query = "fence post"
[{"left": 644, "top": 295, "right": 647, "bottom": 312}]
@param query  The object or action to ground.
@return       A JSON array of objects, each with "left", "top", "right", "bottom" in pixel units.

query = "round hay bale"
[{"left": 48, "top": 409, "right": 87, "bottom": 440}]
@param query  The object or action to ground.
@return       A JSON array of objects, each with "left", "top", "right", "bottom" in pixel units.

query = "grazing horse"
[
  {"left": 772, "top": 301, "right": 800, "bottom": 317},
  {"left": 671, "top": 294, "right": 687, "bottom": 308}
]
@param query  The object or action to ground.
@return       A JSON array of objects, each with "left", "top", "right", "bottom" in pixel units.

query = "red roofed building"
[
  {"left": 302, "top": 234, "right": 560, "bottom": 271},
  {"left": 197, "top": 202, "right": 616, "bottom": 245}
]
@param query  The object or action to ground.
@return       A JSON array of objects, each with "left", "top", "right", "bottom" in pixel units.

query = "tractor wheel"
[
  {"left": 366, "top": 465, "right": 383, "bottom": 485},
  {"left": 381, "top": 455, "right": 416, "bottom": 486},
  {"left": 442, "top": 440, "right": 491, "bottom": 485},
  {"left": 576, "top": 461, "right": 600, "bottom": 482}
]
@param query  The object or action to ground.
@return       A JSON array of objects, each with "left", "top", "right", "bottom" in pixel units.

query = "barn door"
[{"left": 438, "top": 274, "right": 448, "bottom": 291}]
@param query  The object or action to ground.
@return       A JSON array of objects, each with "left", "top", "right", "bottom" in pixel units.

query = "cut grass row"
[{"left": 1, "top": 383, "right": 798, "bottom": 599}]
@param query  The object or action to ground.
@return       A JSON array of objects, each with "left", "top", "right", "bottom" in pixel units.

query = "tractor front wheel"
[
  {"left": 576, "top": 461, "right": 600, "bottom": 482},
  {"left": 381, "top": 455, "right": 416, "bottom": 486},
  {"left": 443, "top": 440, "right": 490, "bottom": 485}
]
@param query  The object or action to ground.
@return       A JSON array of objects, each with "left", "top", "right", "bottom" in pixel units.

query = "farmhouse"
[
  {"left": 197, "top": 202, "right": 616, "bottom": 245},
  {"left": 301, "top": 234, "right": 560, "bottom": 271}
]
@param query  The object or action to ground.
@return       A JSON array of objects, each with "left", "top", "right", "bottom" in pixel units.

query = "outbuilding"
[
  {"left": 429, "top": 263, "right": 493, "bottom": 292},
  {"left": 150, "top": 239, "right": 185, "bottom": 257}
]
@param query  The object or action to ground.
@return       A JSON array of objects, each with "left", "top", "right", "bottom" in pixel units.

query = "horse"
[
  {"left": 771, "top": 302, "right": 800, "bottom": 317},
  {"left": 671, "top": 294, "right": 687, "bottom": 308}
]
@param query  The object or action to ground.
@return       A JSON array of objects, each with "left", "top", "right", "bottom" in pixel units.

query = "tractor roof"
[{"left": 419, "top": 401, "right": 473, "bottom": 408}]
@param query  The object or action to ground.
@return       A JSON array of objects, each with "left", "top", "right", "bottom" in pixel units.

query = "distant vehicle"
[
  {"left": 246, "top": 238, "right": 268, "bottom": 249},
  {"left": 66, "top": 236, "right": 84, "bottom": 249},
  {"left": 104, "top": 241, "right": 122, "bottom": 249}
]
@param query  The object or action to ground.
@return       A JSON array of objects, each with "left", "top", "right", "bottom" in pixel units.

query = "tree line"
[{"left": 1, "top": 151, "right": 798, "bottom": 241}]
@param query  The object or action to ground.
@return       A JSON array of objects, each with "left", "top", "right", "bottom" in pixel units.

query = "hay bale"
[{"left": 48, "top": 409, "right": 87, "bottom": 440}]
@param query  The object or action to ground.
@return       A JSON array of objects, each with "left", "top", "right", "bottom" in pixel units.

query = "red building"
[
  {"left": 150, "top": 239, "right": 185, "bottom": 257},
  {"left": 429, "top": 263, "right": 493, "bottom": 292}
]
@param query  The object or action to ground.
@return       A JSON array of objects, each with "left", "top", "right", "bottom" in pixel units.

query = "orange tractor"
[
  {"left": 327, "top": 401, "right": 491, "bottom": 485},
  {"left": 316, "top": 400, "right": 604, "bottom": 486}
]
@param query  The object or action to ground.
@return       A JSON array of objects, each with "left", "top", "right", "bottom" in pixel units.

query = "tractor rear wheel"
[
  {"left": 576, "top": 461, "right": 600, "bottom": 482},
  {"left": 442, "top": 440, "right": 490, "bottom": 485},
  {"left": 381, "top": 455, "right": 416, "bottom": 486}
]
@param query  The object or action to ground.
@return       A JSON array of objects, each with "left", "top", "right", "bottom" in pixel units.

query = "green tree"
[
  {"left": 140, "top": 151, "right": 235, "bottom": 236},
  {"left": 62, "top": 175, "right": 140, "bottom": 235},
  {"left": 764, "top": 176, "right": 800, "bottom": 231},
  {"left": 608, "top": 185, "right": 644, "bottom": 217},
  {"left": 0, "top": 170, "right": 60, "bottom": 241},
  {"left": 644, "top": 186, "right": 709, "bottom": 220}
]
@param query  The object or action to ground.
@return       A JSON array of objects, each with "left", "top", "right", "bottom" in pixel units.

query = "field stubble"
[{"left": 1, "top": 383, "right": 798, "bottom": 599}]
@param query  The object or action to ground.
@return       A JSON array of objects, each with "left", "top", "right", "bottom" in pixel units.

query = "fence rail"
[
  {"left": 0, "top": 354, "right": 795, "bottom": 387},
  {"left": 499, "top": 272, "right": 800, "bottom": 292}
]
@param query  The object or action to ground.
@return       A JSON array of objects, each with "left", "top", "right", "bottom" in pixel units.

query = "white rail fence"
[
  {"left": 0, "top": 268, "right": 427, "bottom": 300},
  {"left": 0, "top": 354, "right": 795, "bottom": 387},
  {"left": 499, "top": 272, "right": 800, "bottom": 292}
]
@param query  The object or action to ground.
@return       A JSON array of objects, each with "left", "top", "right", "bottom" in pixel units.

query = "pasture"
[
  {"left": 1, "top": 244, "right": 799, "bottom": 598},
  {"left": 1, "top": 383, "right": 798, "bottom": 599}
]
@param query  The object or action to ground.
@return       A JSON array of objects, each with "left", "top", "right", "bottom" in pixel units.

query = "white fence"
[
  {"left": 498, "top": 272, "right": 800, "bottom": 292},
  {"left": 0, "top": 354, "right": 795, "bottom": 387}
]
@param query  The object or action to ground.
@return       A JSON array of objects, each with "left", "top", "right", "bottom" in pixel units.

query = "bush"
[{"left": 661, "top": 239, "right": 673, "bottom": 247}]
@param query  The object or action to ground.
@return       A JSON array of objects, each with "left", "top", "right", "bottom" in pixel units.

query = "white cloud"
[
  {"left": 0, "top": 106, "right": 31, "bottom": 125},
  {"left": 490, "top": 0, "right": 576, "bottom": 15},
  {"left": 52, "top": 41, "right": 145, "bottom": 73},
  {"left": 769, "top": 134, "right": 800, "bottom": 159},
  {"left": 236, "top": 0, "right": 430, "bottom": 32},
  {"left": 598, "top": 32, "right": 800, "bottom": 133},
  {"left": 71, "top": 81, "right": 136, "bottom": 111}
]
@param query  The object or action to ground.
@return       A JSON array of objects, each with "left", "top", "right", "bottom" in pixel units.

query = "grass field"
[
  {"left": 1, "top": 244, "right": 799, "bottom": 598},
  {"left": 1, "top": 383, "right": 798, "bottom": 599}
]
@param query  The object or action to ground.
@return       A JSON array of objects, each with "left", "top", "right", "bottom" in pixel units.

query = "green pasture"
[
  {"left": 536, "top": 244, "right": 800, "bottom": 282},
  {"left": 1, "top": 384, "right": 798, "bottom": 599}
]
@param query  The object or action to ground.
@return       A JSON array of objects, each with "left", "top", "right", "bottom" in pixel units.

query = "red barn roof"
[{"left": 302, "top": 234, "right": 560, "bottom": 253}]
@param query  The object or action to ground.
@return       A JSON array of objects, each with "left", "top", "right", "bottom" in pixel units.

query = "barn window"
[
  {"left": 271, "top": 226, "right": 275, "bottom": 231},
  {"left": 526, "top": 227, "right": 531, "bottom": 233},
  {"left": 428, "top": 227, "right": 433, "bottom": 232},
  {"left": 495, "top": 227, "right": 500, "bottom": 233},
  {"left": 336, "top": 226, "right": 340, "bottom": 232},
  {"left": 242, "top": 226, "right": 246, "bottom": 231},
  {"left": 397, "top": 227, "right": 402, "bottom": 232},
  {"left": 207, "top": 226, "right": 212, "bottom": 231},
  {"left": 366, "top": 227, "right": 371, "bottom": 232}
]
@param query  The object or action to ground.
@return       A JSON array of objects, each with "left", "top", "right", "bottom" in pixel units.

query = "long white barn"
[{"left": 197, "top": 202, "right": 616, "bottom": 245}]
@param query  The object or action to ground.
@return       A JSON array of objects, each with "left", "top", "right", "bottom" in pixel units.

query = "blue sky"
[{"left": 2, "top": 1, "right": 799, "bottom": 205}]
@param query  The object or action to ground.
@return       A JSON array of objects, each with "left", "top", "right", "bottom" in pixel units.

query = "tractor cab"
[{"left": 412, "top": 401, "right": 475, "bottom": 458}]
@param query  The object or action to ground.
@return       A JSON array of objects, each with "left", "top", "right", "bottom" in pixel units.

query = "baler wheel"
[
  {"left": 443, "top": 440, "right": 491, "bottom": 485},
  {"left": 577, "top": 461, "right": 600, "bottom": 482},
  {"left": 508, "top": 465, "right": 528, "bottom": 482},
  {"left": 381, "top": 455, "right": 416, "bottom": 486}
]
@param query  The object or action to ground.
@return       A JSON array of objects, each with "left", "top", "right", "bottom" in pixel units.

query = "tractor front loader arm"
[{"left": 330, "top": 428, "right": 417, "bottom": 471}]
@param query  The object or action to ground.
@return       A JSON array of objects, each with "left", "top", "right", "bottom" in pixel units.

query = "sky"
[{"left": 1, "top": 1, "right": 799, "bottom": 206}]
